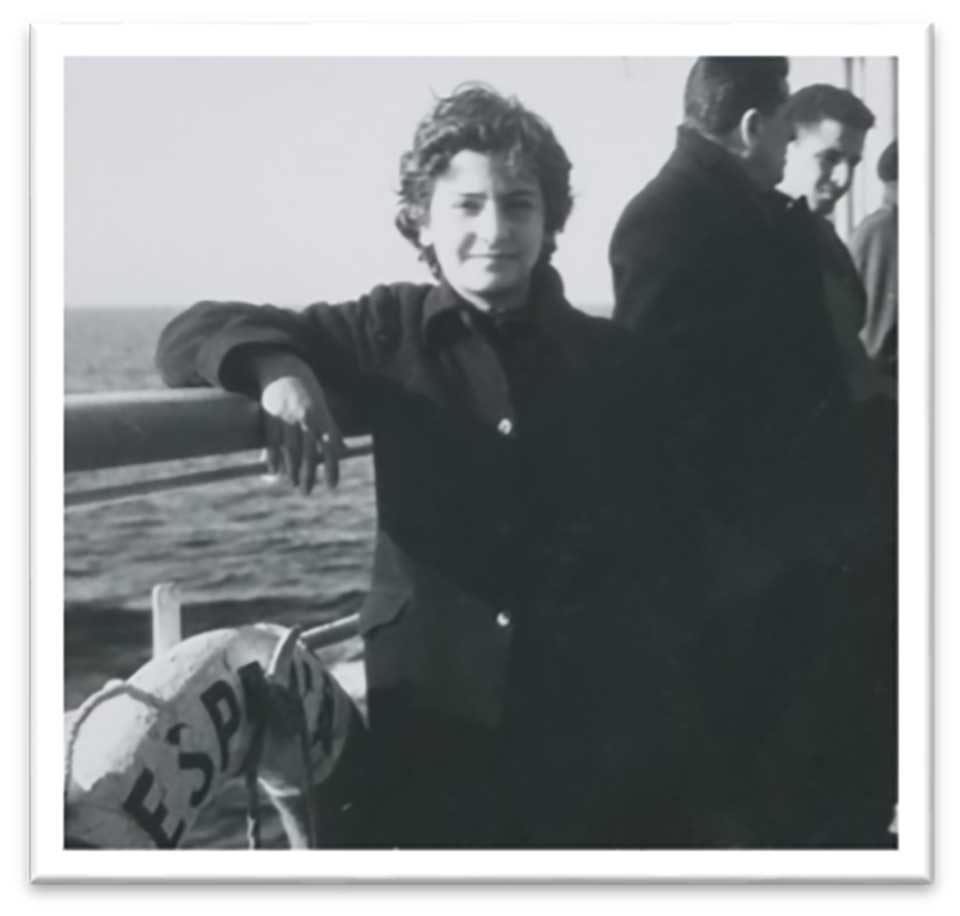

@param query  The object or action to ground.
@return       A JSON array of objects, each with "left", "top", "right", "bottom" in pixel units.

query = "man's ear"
[{"left": 738, "top": 107, "right": 763, "bottom": 151}]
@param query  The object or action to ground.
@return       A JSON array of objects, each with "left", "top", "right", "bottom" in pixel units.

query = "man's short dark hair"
[
  {"left": 683, "top": 57, "right": 790, "bottom": 137},
  {"left": 783, "top": 83, "right": 876, "bottom": 132},
  {"left": 395, "top": 83, "right": 573, "bottom": 279}
]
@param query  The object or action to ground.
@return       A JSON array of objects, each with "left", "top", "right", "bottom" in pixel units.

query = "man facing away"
[{"left": 608, "top": 57, "right": 895, "bottom": 847}]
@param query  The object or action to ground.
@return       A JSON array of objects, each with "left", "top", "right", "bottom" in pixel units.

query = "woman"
[{"left": 157, "top": 85, "right": 687, "bottom": 848}]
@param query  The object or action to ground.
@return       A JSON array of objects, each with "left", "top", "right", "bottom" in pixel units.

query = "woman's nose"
[{"left": 476, "top": 201, "right": 508, "bottom": 242}]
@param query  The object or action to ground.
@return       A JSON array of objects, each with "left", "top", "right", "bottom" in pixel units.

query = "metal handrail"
[
  {"left": 65, "top": 388, "right": 372, "bottom": 508},
  {"left": 66, "top": 388, "right": 263, "bottom": 471}
]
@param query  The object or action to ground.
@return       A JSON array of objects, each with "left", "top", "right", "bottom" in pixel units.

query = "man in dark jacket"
[{"left": 608, "top": 58, "right": 895, "bottom": 847}]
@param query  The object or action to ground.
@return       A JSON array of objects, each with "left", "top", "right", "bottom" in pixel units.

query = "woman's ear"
[{"left": 417, "top": 220, "right": 433, "bottom": 248}]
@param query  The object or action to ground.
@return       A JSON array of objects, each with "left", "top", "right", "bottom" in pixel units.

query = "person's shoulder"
[
  {"left": 614, "top": 162, "right": 689, "bottom": 227},
  {"left": 852, "top": 205, "right": 897, "bottom": 240},
  {"left": 849, "top": 206, "right": 897, "bottom": 261},
  {"left": 611, "top": 153, "right": 718, "bottom": 255},
  {"left": 563, "top": 306, "right": 637, "bottom": 362},
  {"left": 346, "top": 280, "right": 434, "bottom": 325},
  {"left": 360, "top": 281, "right": 434, "bottom": 310},
  {"left": 309, "top": 281, "right": 434, "bottom": 357},
  {"left": 611, "top": 187, "right": 691, "bottom": 269}
]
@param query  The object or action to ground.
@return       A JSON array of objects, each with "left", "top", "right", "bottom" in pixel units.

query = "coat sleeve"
[
  {"left": 849, "top": 213, "right": 897, "bottom": 366},
  {"left": 609, "top": 204, "right": 687, "bottom": 334},
  {"left": 154, "top": 289, "right": 407, "bottom": 434}
]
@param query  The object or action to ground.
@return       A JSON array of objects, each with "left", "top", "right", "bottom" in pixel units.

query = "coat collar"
[
  {"left": 672, "top": 126, "right": 760, "bottom": 200},
  {"left": 671, "top": 126, "right": 796, "bottom": 230},
  {"left": 421, "top": 264, "right": 570, "bottom": 350}
]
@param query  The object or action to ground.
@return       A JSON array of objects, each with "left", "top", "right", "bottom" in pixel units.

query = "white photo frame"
[{"left": 34, "top": 21, "right": 932, "bottom": 883}]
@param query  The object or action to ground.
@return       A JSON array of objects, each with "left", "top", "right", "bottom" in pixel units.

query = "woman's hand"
[{"left": 253, "top": 353, "right": 345, "bottom": 494}]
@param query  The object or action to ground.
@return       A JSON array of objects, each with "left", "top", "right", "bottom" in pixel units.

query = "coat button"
[
  {"left": 497, "top": 418, "right": 514, "bottom": 436},
  {"left": 495, "top": 610, "right": 512, "bottom": 628}
]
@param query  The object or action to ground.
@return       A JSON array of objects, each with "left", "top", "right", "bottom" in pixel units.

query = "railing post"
[{"left": 151, "top": 583, "right": 182, "bottom": 657}]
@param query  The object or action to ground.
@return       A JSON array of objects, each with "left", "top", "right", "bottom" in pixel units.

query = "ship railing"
[{"left": 65, "top": 388, "right": 370, "bottom": 655}]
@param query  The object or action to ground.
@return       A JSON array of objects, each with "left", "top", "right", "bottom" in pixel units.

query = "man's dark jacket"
[
  {"left": 608, "top": 127, "right": 896, "bottom": 846},
  {"left": 156, "top": 266, "right": 697, "bottom": 848}
]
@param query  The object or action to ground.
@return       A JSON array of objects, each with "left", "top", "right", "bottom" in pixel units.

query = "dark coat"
[
  {"left": 610, "top": 126, "right": 867, "bottom": 591},
  {"left": 156, "top": 266, "right": 690, "bottom": 847},
  {"left": 608, "top": 127, "right": 896, "bottom": 847}
]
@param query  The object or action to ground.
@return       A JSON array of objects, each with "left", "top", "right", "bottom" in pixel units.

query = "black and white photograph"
[{"left": 31, "top": 21, "right": 931, "bottom": 882}]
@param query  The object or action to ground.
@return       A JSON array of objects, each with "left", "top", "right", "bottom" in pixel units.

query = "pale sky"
[{"left": 65, "top": 56, "right": 894, "bottom": 312}]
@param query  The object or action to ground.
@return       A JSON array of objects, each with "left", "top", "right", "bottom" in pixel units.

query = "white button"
[
  {"left": 496, "top": 610, "right": 512, "bottom": 628},
  {"left": 497, "top": 418, "right": 514, "bottom": 436}
]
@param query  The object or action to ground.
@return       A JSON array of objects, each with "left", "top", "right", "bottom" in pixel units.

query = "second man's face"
[
  {"left": 419, "top": 150, "right": 547, "bottom": 311},
  {"left": 781, "top": 118, "right": 867, "bottom": 216}
]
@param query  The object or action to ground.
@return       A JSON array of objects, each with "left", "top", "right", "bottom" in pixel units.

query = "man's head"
[
  {"left": 780, "top": 84, "right": 876, "bottom": 216},
  {"left": 395, "top": 83, "right": 573, "bottom": 298},
  {"left": 683, "top": 57, "right": 792, "bottom": 190},
  {"left": 875, "top": 138, "right": 898, "bottom": 206},
  {"left": 877, "top": 138, "right": 898, "bottom": 185}
]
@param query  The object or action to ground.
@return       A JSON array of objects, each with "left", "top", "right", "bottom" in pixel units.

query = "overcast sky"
[{"left": 65, "top": 56, "right": 893, "bottom": 312}]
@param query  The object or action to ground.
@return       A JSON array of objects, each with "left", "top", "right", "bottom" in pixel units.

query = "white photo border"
[{"left": 32, "top": 20, "right": 933, "bottom": 883}]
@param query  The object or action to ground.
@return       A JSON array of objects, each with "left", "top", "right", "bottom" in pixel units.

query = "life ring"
[{"left": 64, "top": 623, "right": 365, "bottom": 849}]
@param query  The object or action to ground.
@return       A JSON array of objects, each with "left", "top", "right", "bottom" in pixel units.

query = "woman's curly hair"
[{"left": 395, "top": 84, "right": 574, "bottom": 279}]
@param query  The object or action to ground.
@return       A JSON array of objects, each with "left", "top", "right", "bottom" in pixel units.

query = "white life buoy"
[{"left": 64, "top": 623, "right": 365, "bottom": 849}]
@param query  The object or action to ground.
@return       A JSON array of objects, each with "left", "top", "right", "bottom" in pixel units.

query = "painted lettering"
[
  {"left": 165, "top": 722, "right": 215, "bottom": 808},
  {"left": 200, "top": 679, "right": 240, "bottom": 773},
  {"left": 178, "top": 751, "right": 215, "bottom": 807},
  {"left": 121, "top": 768, "right": 185, "bottom": 849}
]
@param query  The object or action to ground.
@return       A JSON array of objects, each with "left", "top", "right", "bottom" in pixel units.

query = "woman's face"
[{"left": 419, "top": 149, "right": 546, "bottom": 311}]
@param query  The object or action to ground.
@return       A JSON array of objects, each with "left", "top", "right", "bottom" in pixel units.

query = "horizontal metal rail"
[
  {"left": 151, "top": 583, "right": 360, "bottom": 661},
  {"left": 301, "top": 613, "right": 360, "bottom": 650},
  {"left": 65, "top": 388, "right": 265, "bottom": 472},
  {"left": 65, "top": 445, "right": 373, "bottom": 508},
  {"left": 65, "top": 389, "right": 372, "bottom": 508}
]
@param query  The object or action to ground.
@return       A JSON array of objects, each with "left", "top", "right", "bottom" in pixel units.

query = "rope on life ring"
[{"left": 240, "top": 626, "right": 318, "bottom": 850}]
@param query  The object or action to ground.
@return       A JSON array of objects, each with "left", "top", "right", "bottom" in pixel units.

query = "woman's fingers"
[
  {"left": 283, "top": 421, "right": 303, "bottom": 487},
  {"left": 260, "top": 372, "right": 345, "bottom": 494},
  {"left": 263, "top": 415, "right": 320, "bottom": 494},
  {"left": 319, "top": 432, "right": 340, "bottom": 490},
  {"left": 299, "top": 425, "right": 319, "bottom": 495},
  {"left": 264, "top": 445, "right": 282, "bottom": 476},
  {"left": 308, "top": 387, "right": 344, "bottom": 490},
  {"left": 263, "top": 421, "right": 285, "bottom": 477}
]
